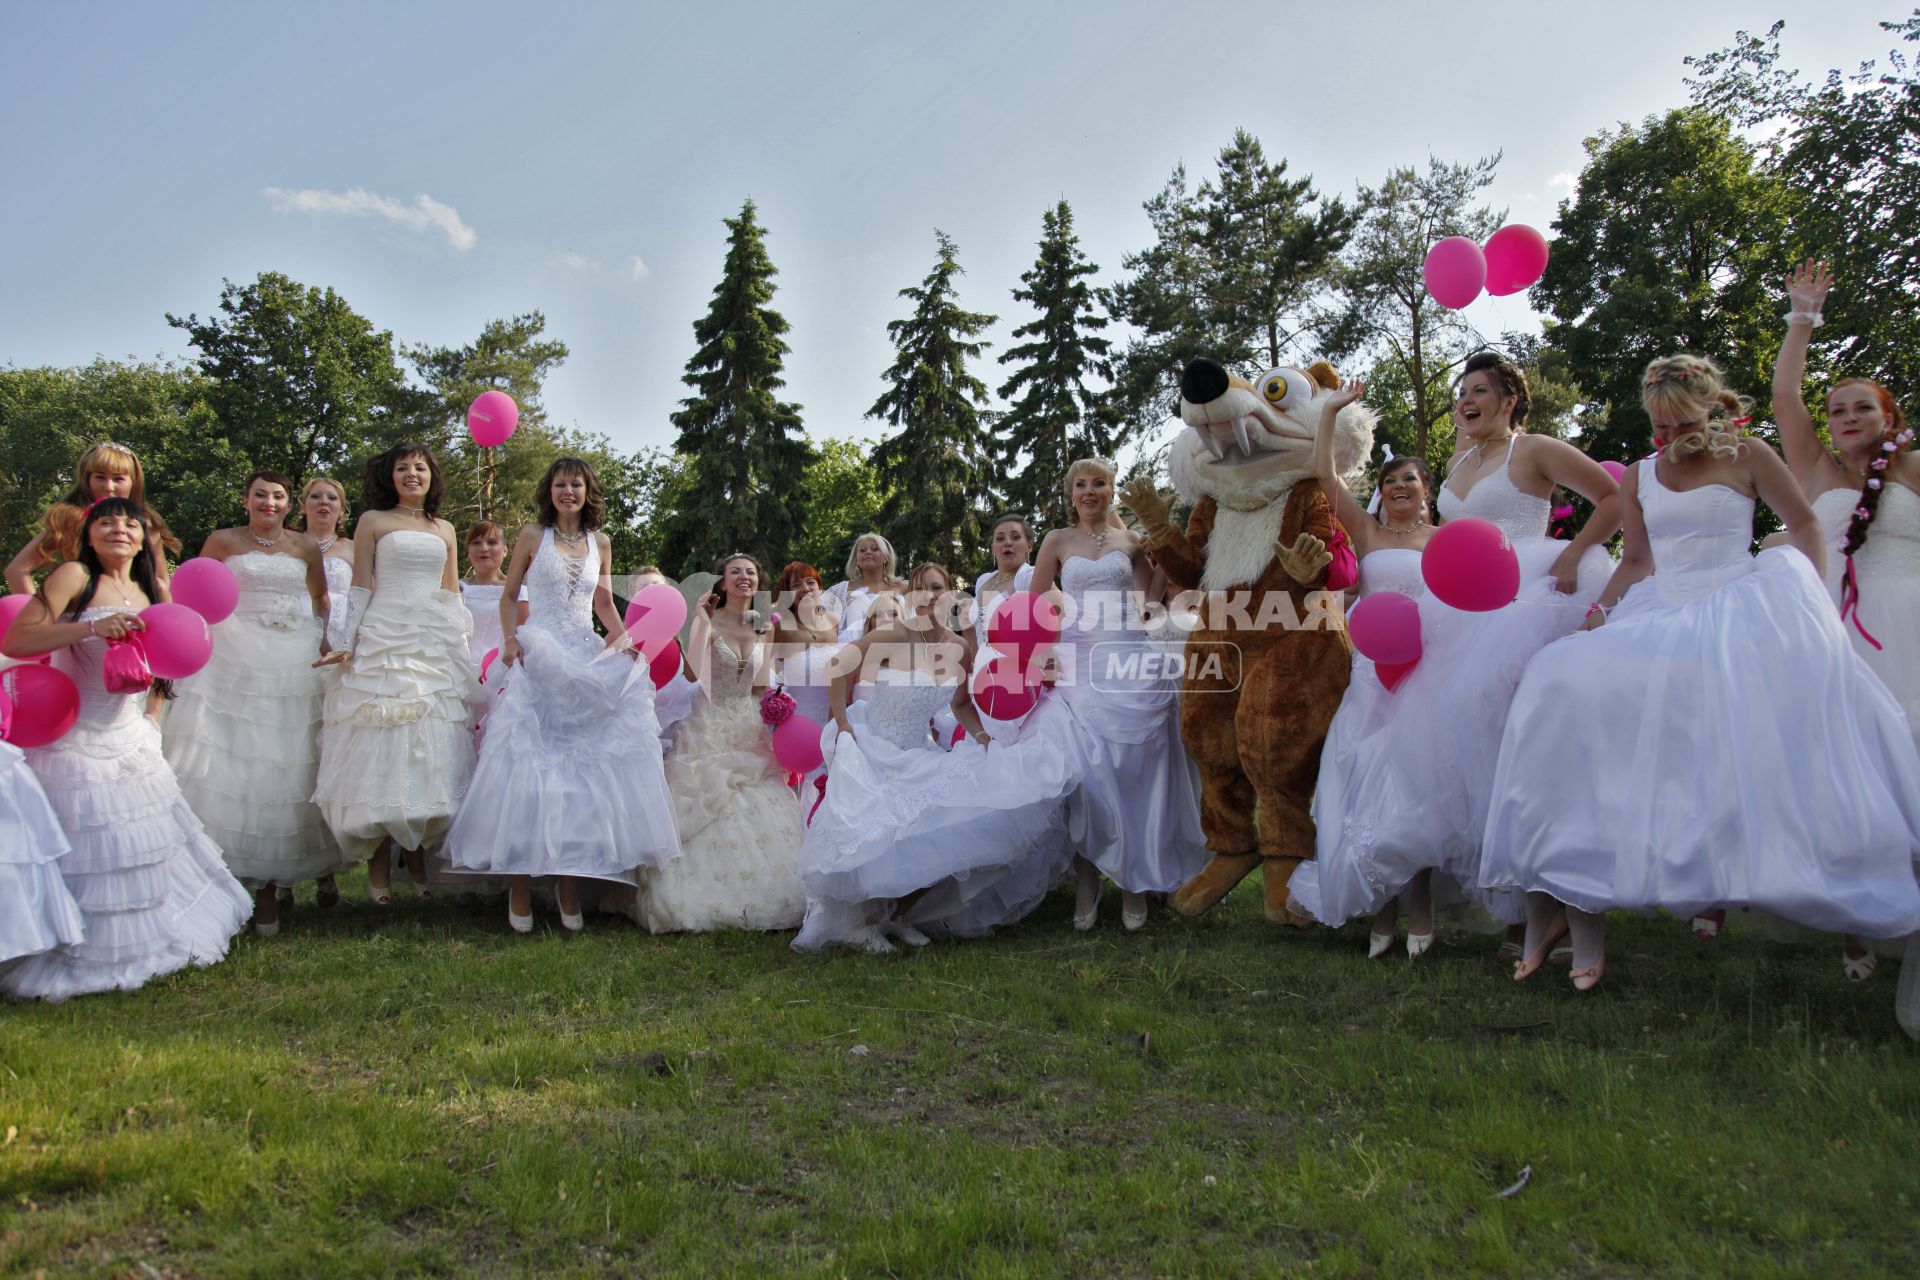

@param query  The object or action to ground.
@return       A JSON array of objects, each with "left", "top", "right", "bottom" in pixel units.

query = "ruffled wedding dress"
[
  {"left": 1, "top": 607, "right": 251, "bottom": 1000},
  {"left": 163, "top": 551, "right": 343, "bottom": 887}
]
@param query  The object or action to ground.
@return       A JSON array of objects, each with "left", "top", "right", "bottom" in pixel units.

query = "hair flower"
[
  {"left": 1856, "top": 506, "right": 1874, "bottom": 520},
  {"left": 1868, "top": 477, "right": 1883, "bottom": 490},
  {"left": 1871, "top": 457, "right": 1889, "bottom": 471}
]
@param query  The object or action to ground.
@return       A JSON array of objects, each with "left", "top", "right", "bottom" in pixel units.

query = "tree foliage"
[
  {"left": 794, "top": 437, "right": 890, "bottom": 576},
  {"left": 994, "top": 200, "right": 1112, "bottom": 530},
  {"left": 1104, "top": 129, "right": 1351, "bottom": 446},
  {"left": 1324, "top": 155, "right": 1503, "bottom": 471},
  {"left": 1685, "top": 13, "right": 1920, "bottom": 412},
  {"left": 1533, "top": 109, "right": 1792, "bottom": 464},
  {"left": 166, "top": 272, "right": 421, "bottom": 496},
  {"left": 869, "top": 230, "right": 999, "bottom": 567},
  {"left": 657, "top": 199, "right": 816, "bottom": 578}
]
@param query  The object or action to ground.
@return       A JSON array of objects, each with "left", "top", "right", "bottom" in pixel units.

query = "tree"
[
  {"left": 1685, "top": 14, "right": 1920, "bottom": 411},
  {"left": 621, "top": 446, "right": 697, "bottom": 572},
  {"left": 869, "top": 230, "right": 999, "bottom": 567},
  {"left": 794, "top": 437, "right": 889, "bottom": 575},
  {"left": 1534, "top": 109, "right": 1793, "bottom": 464},
  {"left": 166, "top": 272, "right": 421, "bottom": 495},
  {"left": 995, "top": 200, "right": 1112, "bottom": 529},
  {"left": 0, "top": 360, "right": 236, "bottom": 560},
  {"left": 657, "top": 200, "right": 816, "bottom": 577},
  {"left": 1104, "top": 129, "right": 1351, "bottom": 446},
  {"left": 407, "top": 312, "right": 569, "bottom": 523},
  {"left": 1324, "top": 155, "right": 1504, "bottom": 473}
]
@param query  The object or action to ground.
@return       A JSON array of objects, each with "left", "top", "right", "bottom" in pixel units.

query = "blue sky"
[{"left": 0, "top": 1, "right": 1891, "bottom": 461}]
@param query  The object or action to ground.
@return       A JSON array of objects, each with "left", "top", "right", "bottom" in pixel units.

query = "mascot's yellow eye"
[{"left": 1258, "top": 368, "right": 1312, "bottom": 409}]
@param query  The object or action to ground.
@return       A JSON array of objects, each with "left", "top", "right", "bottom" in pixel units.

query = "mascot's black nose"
[{"left": 1181, "top": 357, "right": 1229, "bottom": 405}]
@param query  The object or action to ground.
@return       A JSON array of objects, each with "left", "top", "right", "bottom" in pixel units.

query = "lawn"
[{"left": 2, "top": 875, "right": 1915, "bottom": 1278}]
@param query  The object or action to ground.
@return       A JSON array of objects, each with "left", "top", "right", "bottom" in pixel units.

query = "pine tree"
[
  {"left": 658, "top": 199, "right": 816, "bottom": 578},
  {"left": 869, "top": 230, "right": 998, "bottom": 567},
  {"left": 995, "top": 200, "right": 1112, "bottom": 530}
]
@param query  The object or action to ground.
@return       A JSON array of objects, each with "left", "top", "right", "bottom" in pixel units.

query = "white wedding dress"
[
  {"left": 1, "top": 607, "right": 251, "bottom": 1001},
  {"left": 445, "top": 530, "right": 680, "bottom": 882},
  {"left": 632, "top": 632, "right": 808, "bottom": 931},
  {"left": 313, "top": 530, "right": 477, "bottom": 858},
  {"left": 0, "top": 738, "right": 84, "bottom": 968},
  {"left": 163, "top": 552, "right": 343, "bottom": 888},
  {"left": 1480, "top": 461, "right": 1920, "bottom": 935}
]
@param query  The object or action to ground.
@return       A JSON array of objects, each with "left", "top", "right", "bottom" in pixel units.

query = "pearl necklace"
[
  {"left": 553, "top": 527, "right": 587, "bottom": 549},
  {"left": 1380, "top": 518, "right": 1428, "bottom": 535}
]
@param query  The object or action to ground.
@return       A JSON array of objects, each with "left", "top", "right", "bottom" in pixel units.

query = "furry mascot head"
[{"left": 1169, "top": 357, "right": 1375, "bottom": 514}]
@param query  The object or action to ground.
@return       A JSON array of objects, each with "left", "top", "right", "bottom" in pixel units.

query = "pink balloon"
[
  {"left": 1347, "top": 592, "right": 1422, "bottom": 666},
  {"left": 1483, "top": 224, "right": 1550, "bottom": 296},
  {"left": 478, "top": 647, "right": 500, "bottom": 684},
  {"left": 971, "top": 654, "right": 1039, "bottom": 720},
  {"left": 138, "top": 602, "right": 213, "bottom": 679},
  {"left": 987, "top": 591, "right": 1062, "bottom": 661},
  {"left": 0, "top": 688, "right": 10, "bottom": 740},
  {"left": 1377, "top": 660, "right": 1418, "bottom": 693},
  {"left": 0, "top": 594, "right": 32, "bottom": 644},
  {"left": 170, "top": 557, "right": 239, "bottom": 624},
  {"left": 1, "top": 665, "right": 79, "bottom": 747},
  {"left": 623, "top": 583, "right": 688, "bottom": 657},
  {"left": 647, "top": 638, "right": 682, "bottom": 690},
  {"left": 1600, "top": 460, "right": 1628, "bottom": 483},
  {"left": 772, "top": 713, "right": 824, "bottom": 774},
  {"left": 467, "top": 391, "right": 520, "bottom": 448},
  {"left": 1423, "top": 236, "right": 1487, "bottom": 310},
  {"left": 1422, "top": 518, "right": 1521, "bottom": 612}
]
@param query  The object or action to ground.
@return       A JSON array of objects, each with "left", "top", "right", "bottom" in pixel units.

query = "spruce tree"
[
  {"left": 658, "top": 199, "right": 816, "bottom": 578},
  {"left": 995, "top": 200, "right": 1112, "bottom": 530},
  {"left": 869, "top": 230, "right": 998, "bottom": 567}
]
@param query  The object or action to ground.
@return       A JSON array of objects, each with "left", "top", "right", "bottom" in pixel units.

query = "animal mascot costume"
[{"left": 1121, "top": 356, "right": 1372, "bottom": 924}]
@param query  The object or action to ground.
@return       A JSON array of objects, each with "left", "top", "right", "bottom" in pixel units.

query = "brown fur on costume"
[{"left": 1123, "top": 356, "right": 1372, "bottom": 924}]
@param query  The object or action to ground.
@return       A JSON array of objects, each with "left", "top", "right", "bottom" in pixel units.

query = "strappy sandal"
[{"left": 1513, "top": 910, "right": 1570, "bottom": 982}]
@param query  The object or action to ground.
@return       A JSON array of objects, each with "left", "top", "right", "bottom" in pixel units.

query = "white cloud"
[
  {"left": 560, "top": 250, "right": 601, "bottom": 273},
  {"left": 263, "top": 186, "right": 477, "bottom": 251},
  {"left": 627, "top": 256, "right": 650, "bottom": 280},
  {"left": 1547, "top": 171, "right": 1578, "bottom": 195}
]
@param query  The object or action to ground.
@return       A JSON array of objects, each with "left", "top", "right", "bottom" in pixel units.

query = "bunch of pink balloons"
[
  {"left": 138, "top": 603, "right": 213, "bottom": 678},
  {"left": 170, "top": 557, "right": 239, "bottom": 624},
  {"left": 468, "top": 391, "right": 520, "bottom": 448},
  {"left": 1, "top": 665, "right": 79, "bottom": 748},
  {"left": 1423, "top": 224, "right": 1551, "bottom": 310},
  {"left": 1422, "top": 518, "right": 1521, "bottom": 612},
  {"left": 972, "top": 592, "right": 1061, "bottom": 722}
]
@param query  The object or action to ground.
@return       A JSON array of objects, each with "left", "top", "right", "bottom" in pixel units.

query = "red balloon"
[
  {"left": 468, "top": 391, "right": 519, "bottom": 447},
  {"left": 647, "top": 638, "right": 682, "bottom": 690},
  {"left": 170, "top": 557, "right": 239, "bottom": 624},
  {"left": 1483, "top": 224, "right": 1550, "bottom": 296},
  {"left": 1421, "top": 518, "right": 1520, "bottom": 612},
  {"left": 1377, "top": 660, "right": 1418, "bottom": 693},
  {"left": 771, "top": 713, "right": 824, "bottom": 774},
  {"left": 972, "top": 654, "right": 1039, "bottom": 720},
  {"left": 1423, "top": 236, "right": 1487, "bottom": 310},
  {"left": 138, "top": 603, "right": 214, "bottom": 679},
  {"left": 1, "top": 665, "right": 79, "bottom": 747},
  {"left": 987, "top": 591, "right": 1061, "bottom": 660},
  {"left": 1347, "top": 592, "right": 1422, "bottom": 666}
]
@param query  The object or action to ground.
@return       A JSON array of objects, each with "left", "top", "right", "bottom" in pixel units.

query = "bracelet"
[
  {"left": 1785, "top": 310, "right": 1824, "bottom": 328},
  {"left": 87, "top": 619, "right": 97, "bottom": 637},
  {"left": 1584, "top": 602, "right": 1611, "bottom": 621}
]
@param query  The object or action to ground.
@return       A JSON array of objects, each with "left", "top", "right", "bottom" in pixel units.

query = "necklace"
[
  {"left": 553, "top": 527, "right": 587, "bottom": 549},
  {"left": 250, "top": 525, "right": 285, "bottom": 548},
  {"left": 1468, "top": 432, "right": 1516, "bottom": 465},
  {"left": 1089, "top": 526, "right": 1108, "bottom": 553},
  {"left": 315, "top": 534, "right": 338, "bottom": 554},
  {"left": 396, "top": 504, "right": 426, "bottom": 517},
  {"left": 1380, "top": 517, "right": 1428, "bottom": 535}
]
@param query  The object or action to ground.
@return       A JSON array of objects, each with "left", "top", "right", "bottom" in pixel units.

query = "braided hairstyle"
[
  {"left": 1642, "top": 355, "right": 1750, "bottom": 462},
  {"left": 1833, "top": 379, "right": 1912, "bottom": 561}
]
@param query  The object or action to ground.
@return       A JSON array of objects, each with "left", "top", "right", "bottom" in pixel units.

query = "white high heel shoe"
[
  {"left": 1121, "top": 894, "right": 1149, "bottom": 932},
  {"left": 507, "top": 900, "right": 534, "bottom": 934},
  {"left": 1367, "top": 930, "right": 1395, "bottom": 959},
  {"left": 1405, "top": 931, "right": 1434, "bottom": 958}
]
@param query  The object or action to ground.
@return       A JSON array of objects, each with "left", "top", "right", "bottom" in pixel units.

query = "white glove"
[{"left": 331, "top": 586, "right": 371, "bottom": 653}]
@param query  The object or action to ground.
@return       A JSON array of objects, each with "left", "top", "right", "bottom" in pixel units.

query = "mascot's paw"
[
  {"left": 1119, "top": 476, "right": 1175, "bottom": 540},
  {"left": 1262, "top": 857, "right": 1311, "bottom": 927},
  {"left": 1170, "top": 853, "right": 1262, "bottom": 917},
  {"left": 1274, "top": 532, "right": 1332, "bottom": 584}
]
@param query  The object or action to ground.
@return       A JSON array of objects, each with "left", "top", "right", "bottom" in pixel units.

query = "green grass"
[{"left": 2, "top": 874, "right": 1916, "bottom": 1278}]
